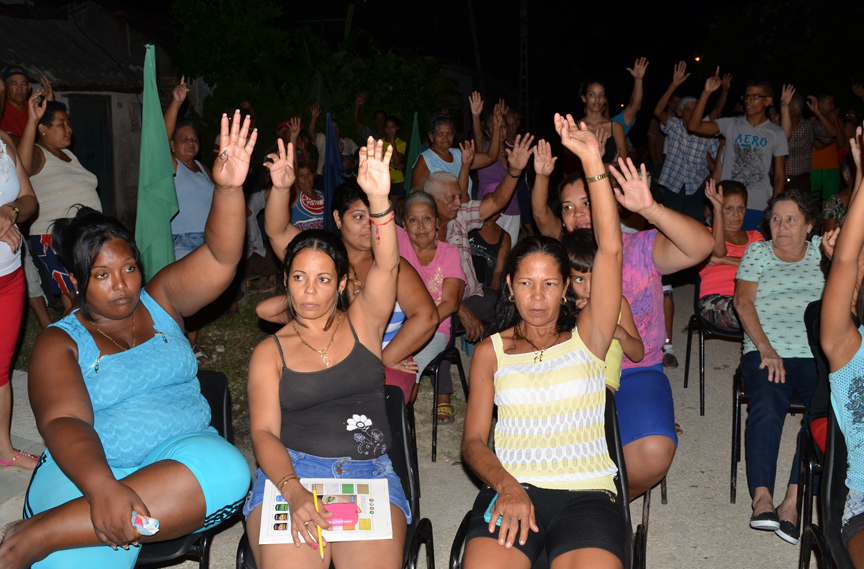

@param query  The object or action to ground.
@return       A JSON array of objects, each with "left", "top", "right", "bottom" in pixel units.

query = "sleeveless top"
[
  {"left": 275, "top": 316, "right": 391, "bottom": 460},
  {"left": 49, "top": 290, "right": 213, "bottom": 467},
  {"left": 29, "top": 147, "right": 101, "bottom": 234},
  {"left": 171, "top": 159, "right": 214, "bottom": 235},
  {"left": 490, "top": 328, "right": 617, "bottom": 492},
  {"left": 601, "top": 127, "right": 617, "bottom": 163},
  {"left": 468, "top": 227, "right": 506, "bottom": 288},
  {"left": 291, "top": 190, "right": 324, "bottom": 231},
  {"left": 0, "top": 140, "right": 21, "bottom": 276},
  {"left": 828, "top": 325, "right": 864, "bottom": 493},
  {"left": 418, "top": 148, "right": 472, "bottom": 196},
  {"left": 382, "top": 301, "right": 405, "bottom": 348}
]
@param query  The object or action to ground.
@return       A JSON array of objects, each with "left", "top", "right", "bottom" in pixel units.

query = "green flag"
[
  {"left": 402, "top": 112, "right": 421, "bottom": 193},
  {"left": 135, "top": 44, "right": 178, "bottom": 281}
]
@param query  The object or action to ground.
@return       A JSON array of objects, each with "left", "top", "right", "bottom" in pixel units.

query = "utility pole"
[{"left": 519, "top": 0, "right": 529, "bottom": 130}]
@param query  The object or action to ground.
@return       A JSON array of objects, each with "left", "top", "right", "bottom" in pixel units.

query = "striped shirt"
[
  {"left": 490, "top": 329, "right": 617, "bottom": 493},
  {"left": 381, "top": 301, "right": 406, "bottom": 348}
]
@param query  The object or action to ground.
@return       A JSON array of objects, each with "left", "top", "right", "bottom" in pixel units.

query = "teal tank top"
[
  {"left": 49, "top": 290, "right": 214, "bottom": 467},
  {"left": 828, "top": 324, "right": 864, "bottom": 493}
]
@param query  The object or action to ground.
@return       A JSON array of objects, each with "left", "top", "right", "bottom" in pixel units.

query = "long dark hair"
[
  {"left": 488, "top": 236, "right": 577, "bottom": 336},
  {"left": 52, "top": 206, "right": 144, "bottom": 320},
  {"left": 282, "top": 229, "right": 350, "bottom": 329},
  {"left": 561, "top": 228, "right": 597, "bottom": 273}
]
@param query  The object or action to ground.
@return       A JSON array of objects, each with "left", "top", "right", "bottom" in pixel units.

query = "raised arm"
[
  {"left": 264, "top": 137, "right": 301, "bottom": 262},
  {"left": 555, "top": 114, "right": 621, "bottom": 357},
  {"left": 458, "top": 140, "right": 474, "bottom": 202},
  {"left": 477, "top": 134, "right": 534, "bottom": 220},
  {"left": 615, "top": 297, "right": 644, "bottom": 363},
  {"left": 688, "top": 69, "right": 723, "bottom": 136},
  {"left": 530, "top": 139, "right": 562, "bottom": 238},
  {"left": 611, "top": 121, "right": 627, "bottom": 161},
  {"left": 148, "top": 111, "right": 256, "bottom": 318},
  {"left": 16, "top": 90, "right": 46, "bottom": 176},
  {"left": 353, "top": 93, "right": 366, "bottom": 132},
  {"left": 469, "top": 91, "right": 485, "bottom": 149},
  {"left": 779, "top": 85, "right": 795, "bottom": 139},
  {"left": 654, "top": 61, "right": 690, "bottom": 126},
  {"left": 470, "top": 101, "right": 505, "bottom": 170},
  {"left": 349, "top": 137, "right": 398, "bottom": 336},
  {"left": 163, "top": 76, "right": 188, "bottom": 141},
  {"left": 705, "top": 179, "right": 728, "bottom": 257},
  {"left": 823, "top": 126, "right": 864, "bottom": 370},
  {"left": 307, "top": 103, "right": 321, "bottom": 143},
  {"left": 622, "top": 57, "right": 649, "bottom": 126},
  {"left": 708, "top": 73, "right": 733, "bottom": 122}
]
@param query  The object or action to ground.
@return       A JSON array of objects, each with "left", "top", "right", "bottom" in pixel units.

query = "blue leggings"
[{"left": 24, "top": 431, "right": 251, "bottom": 569}]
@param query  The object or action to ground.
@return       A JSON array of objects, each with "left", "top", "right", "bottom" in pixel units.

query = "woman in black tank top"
[{"left": 244, "top": 139, "right": 409, "bottom": 568}]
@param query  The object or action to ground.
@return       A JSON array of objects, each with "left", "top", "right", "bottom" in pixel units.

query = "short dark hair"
[
  {"left": 488, "top": 236, "right": 577, "bottom": 337},
  {"left": 719, "top": 180, "right": 748, "bottom": 206},
  {"left": 52, "top": 207, "right": 144, "bottom": 320},
  {"left": 557, "top": 173, "right": 585, "bottom": 198},
  {"left": 561, "top": 229, "right": 597, "bottom": 273},
  {"left": 374, "top": 110, "right": 387, "bottom": 119},
  {"left": 332, "top": 180, "right": 367, "bottom": 222},
  {"left": 282, "top": 229, "right": 350, "bottom": 330},
  {"left": 385, "top": 115, "right": 401, "bottom": 128},
  {"left": 38, "top": 101, "right": 68, "bottom": 131},
  {"left": 748, "top": 80, "right": 774, "bottom": 99},
  {"left": 172, "top": 118, "right": 200, "bottom": 141},
  {"left": 766, "top": 188, "right": 821, "bottom": 238}
]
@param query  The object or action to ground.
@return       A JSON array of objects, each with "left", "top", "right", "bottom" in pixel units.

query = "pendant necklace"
[
  {"left": 89, "top": 312, "right": 136, "bottom": 352},
  {"left": 515, "top": 323, "right": 560, "bottom": 363},
  {"left": 293, "top": 311, "right": 344, "bottom": 367}
]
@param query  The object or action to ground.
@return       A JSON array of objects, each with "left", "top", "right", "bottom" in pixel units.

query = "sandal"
[
  {"left": 0, "top": 450, "right": 38, "bottom": 471},
  {"left": 435, "top": 403, "right": 455, "bottom": 425}
]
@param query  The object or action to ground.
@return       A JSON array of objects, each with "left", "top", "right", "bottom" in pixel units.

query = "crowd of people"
[{"left": 2, "top": 54, "right": 864, "bottom": 569}]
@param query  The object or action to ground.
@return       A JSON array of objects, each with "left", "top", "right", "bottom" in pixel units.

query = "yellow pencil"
[{"left": 312, "top": 484, "right": 324, "bottom": 560}]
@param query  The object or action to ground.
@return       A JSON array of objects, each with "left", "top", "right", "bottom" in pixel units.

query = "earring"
[
  {"left": 508, "top": 294, "right": 515, "bottom": 303},
  {"left": 561, "top": 297, "right": 567, "bottom": 305},
  {"left": 336, "top": 224, "right": 342, "bottom": 230}
]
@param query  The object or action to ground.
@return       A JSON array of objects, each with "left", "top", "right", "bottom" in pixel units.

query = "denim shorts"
[
  {"left": 843, "top": 489, "right": 864, "bottom": 545},
  {"left": 172, "top": 232, "right": 206, "bottom": 260},
  {"left": 243, "top": 449, "right": 411, "bottom": 524}
]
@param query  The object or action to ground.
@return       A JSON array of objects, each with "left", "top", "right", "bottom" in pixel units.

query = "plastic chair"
[
  {"left": 794, "top": 424, "right": 824, "bottom": 543},
  {"left": 235, "top": 385, "right": 434, "bottom": 569},
  {"left": 448, "top": 389, "right": 640, "bottom": 569},
  {"left": 730, "top": 368, "right": 807, "bottom": 504},
  {"left": 134, "top": 370, "right": 237, "bottom": 568},
  {"left": 799, "top": 410, "right": 854, "bottom": 569},
  {"left": 684, "top": 275, "right": 744, "bottom": 416},
  {"left": 415, "top": 319, "right": 469, "bottom": 462}
]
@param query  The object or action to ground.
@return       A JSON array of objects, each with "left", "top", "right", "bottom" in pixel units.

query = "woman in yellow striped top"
[{"left": 461, "top": 114, "right": 637, "bottom": 569}]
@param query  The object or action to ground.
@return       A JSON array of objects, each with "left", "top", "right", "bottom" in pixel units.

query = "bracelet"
[
  {"left": 277, "top": 473, "right": 300, "bottom": 491},
  {"left": 647, "top": 203, "right": 665, "bottom": 226},
  {"left": 506, "top": 169, "right": 521, "bottom": 179},
  {"left": 585, "top": 172, "right": 609, "bottom": 184},
  {"left": 369, "top": 201, "right": 393, "bottom": 218},
  {"left": 370, "top": 212, "right": 395, "bottom": 245}
]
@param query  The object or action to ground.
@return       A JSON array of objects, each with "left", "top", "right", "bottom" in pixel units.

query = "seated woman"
[
  {"left": 398, "top": 190, "right": 467, "bottom": 423},
  {"left": 244, "top": 138, "right": 409, "bottom": 568},
  {"left": 461, "top": 115, "right": 627, "bottom": 569},
  {"left": 562, "top": 228, "right": 644, "bottom": 391},
  {"left": 733, "top": 188, "right": 825, "bottom": 543},
  {"left": 698, "top": 179, "right": 764, "bottom": 333},
  {"left": 822, "top": 126, "right": 864, "bottom": 568},
  {"left": 0, "top": 112, "right": 255, "bottom": 568},
  {"left": 257, "top": 176, "right": 439, "bottom": 404}
]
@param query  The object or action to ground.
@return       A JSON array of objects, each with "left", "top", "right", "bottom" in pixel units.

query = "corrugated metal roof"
[{"left": 0, "top": 11, "right": 143, "bottom": 92}]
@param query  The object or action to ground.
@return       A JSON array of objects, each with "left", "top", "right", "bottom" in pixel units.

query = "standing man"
[
  {"left": 778, "top": 87, "right": 836, "bottom": 195},
  {"left": 307, "top": 103, "right": 358, "bottom": 176},
  {"left": 1, "top": 66, "right": 53, "bottom": 141},
  {"left": 689, "top": 69, "right": 788, "bottom": 230}
]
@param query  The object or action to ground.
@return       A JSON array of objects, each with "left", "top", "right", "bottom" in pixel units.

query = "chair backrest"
[
  {"left": 822, "top": 409, "right": 855, "bottom": 568},
  {"left": 198, "top": 370, "right": 233, "bottom": 444},
  {"left": 692, "top": 273, "right": 703, "bottom": 314},
  {"left": 384, "top": 384, "right": 420, "bottom": 561},
  {"left": 604, "top": 389, "right": 634, "bottom": 569}
]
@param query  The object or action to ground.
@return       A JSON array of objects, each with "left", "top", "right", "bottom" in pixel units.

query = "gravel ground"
[{"left": 3, "top": 284, "right": 818, "bottom": 568}]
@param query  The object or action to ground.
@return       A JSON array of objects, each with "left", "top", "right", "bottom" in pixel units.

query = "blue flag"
[{"left": 323, "top": 113, "right": 343, "bottom": 234}]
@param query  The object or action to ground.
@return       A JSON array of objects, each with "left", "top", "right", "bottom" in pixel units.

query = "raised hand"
[
  {"left": 554, "top": 114, "right": 600, "bottom": 159},
  {"left": 703, "top": 67, "right": 722, "bottom": 93},
  {"left": 439, "top": 108, "right": 449, "bottom": 116},
  {"left": 469, "top": 91, "right": 484, "bottom": 116},
  {"left": 212, "top": 110, "right": 257, "bottom": 188},
  {"left": 780, "top": 85, "right": 796, "bottom": 107},
  {"left": 594, "top": 126, "right": 610, "bottom": 152},
  {"left": 355, "top": 92, "right": 367, "bottom": 107},
  {"left": 721, "top": 73, "right": 733, "bottom": 91},
  {"left": 27, "top": 89, "right": 47, "bottom": 123},
  {"left": 608, "top": 157, "right": 654, "bottom": 215},
  {"left": 705, "top": 178, "right": 724, "bottom": 211},
  {"left": 671, "top": 61, "right": 690, "bottom": 86},
  {"left": 493, "top": 100, "right": 507, "bottom": 132},
  {"left": 822, "top": 227, "right": 840, "bottom": 261},
  {"left": 627, "top": 57, "right": 649, "bottom": 79},
  {"left": 310, "top": 103, "right": 321, "bottom": 120},
  {"left": 854, "top": 84, "right": 864, "bottom": 99},
  {"left": 357, "top": 137, "right": 393, "bottom": 199},
  {"left": 172, "top": 76, "right": 188, "bottom": 104},
  {"left": 851, "top": 125, "right": 863, "bottom": 172},
  {"left": 460, "top": 140, "right": 476, "bottom": 166},
  {"left": 288, "top": 117, "right": 302, "bottom": 138},
  {"left": 533, "top": 139, "right": 557, "bottom": 177},
  {"left": 265, "top": 138, "right": 295, "bottom": 191},
  {"left": 505, "top": 134, "right": 535, "bottom": 172},
  {"left": 39, "top": 76, "right": 54, "bottom": 101},
  {"left": 806, "top": 95, "right": 820, "bottom": 115}
]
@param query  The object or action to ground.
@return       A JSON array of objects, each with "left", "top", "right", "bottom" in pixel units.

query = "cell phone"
[{"left": 483, "top": 493, "right": 502, "bottom": 526}]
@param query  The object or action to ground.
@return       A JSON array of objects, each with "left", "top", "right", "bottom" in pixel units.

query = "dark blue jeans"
[{"left": 741, "top": 351, "right": 816, "bottom": 497}]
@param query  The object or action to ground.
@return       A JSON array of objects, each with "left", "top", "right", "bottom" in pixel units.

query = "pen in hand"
[{"left": 312, "top": 484, "right": 324, "bottom": 560}]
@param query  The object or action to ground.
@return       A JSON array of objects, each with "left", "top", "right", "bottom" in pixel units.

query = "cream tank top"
[{"left": 29, "top": 147, "right": 101, "bottom": 234}]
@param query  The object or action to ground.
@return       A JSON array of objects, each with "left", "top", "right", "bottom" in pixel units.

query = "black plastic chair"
[
  {"left": 795, "top": 423, "right": 825, "bottom": 543},
  {"left": 684, "top": 275, "right": 744, "bottom": 416},
  {"left": 799, "top": 410, "right": 854, "bottom": 569},
  {"left": 730, "top": 368, "right": 807, "bottom": 504},
  {"left": 134, "top": 370, "right": 237, "bottom": 568},
  {"left": 235, "top": 385, "right": 434, "bottom": 569},
  {"left": 448, "top": 389, "right": 641, "bottom": 569},
  {"left": 414, "top": 319, "right": 470, "bottom": 462}
]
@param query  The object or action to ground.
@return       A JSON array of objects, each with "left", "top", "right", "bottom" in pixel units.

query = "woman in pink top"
[{"left": 699, "top": 180, "right": 765, "bottom": 332}]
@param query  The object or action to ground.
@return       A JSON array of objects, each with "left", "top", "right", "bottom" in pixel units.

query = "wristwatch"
[{"left": 5, "top": 204, "right": 19, "bottom": 222}]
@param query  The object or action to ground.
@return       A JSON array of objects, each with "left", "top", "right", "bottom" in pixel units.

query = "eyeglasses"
[{"left": 740, "top": 94, "right": 765, "bottom": 101}]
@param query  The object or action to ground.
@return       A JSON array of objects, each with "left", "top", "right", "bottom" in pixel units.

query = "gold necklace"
[
  {"left": 515, "top": 323, "right": 560, "bottom": 363},
  {"left": 292, "top": 312, "right": 343, "bottom": 367},
  {"left": 89, "top": 312, "right": 136, "bottom": 352}
]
